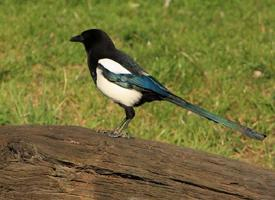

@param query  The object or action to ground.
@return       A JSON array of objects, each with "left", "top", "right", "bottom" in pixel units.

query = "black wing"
[{"left": 110, "top": 50, "right": 148, "bottom": 76}]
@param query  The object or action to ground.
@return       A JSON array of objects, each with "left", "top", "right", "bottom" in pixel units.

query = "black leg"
[
  {"left": 108, "top": 106, "right": 135, "bottom": 138},
  {"left": 120, "top": 106, "right": 135, "bottom": 131}
]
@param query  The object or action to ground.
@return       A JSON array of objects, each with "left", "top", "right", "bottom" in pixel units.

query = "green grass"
[{"left": 0, "top": 0, "right": 274, "bottom": 169}]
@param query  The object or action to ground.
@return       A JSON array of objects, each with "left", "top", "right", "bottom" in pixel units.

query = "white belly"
[{"left": 96, "top": 68, "right": 142, "bottom": 107}]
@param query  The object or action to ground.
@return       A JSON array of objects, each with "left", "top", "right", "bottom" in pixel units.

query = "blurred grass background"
[{"left": 0, "top": 0, "right": 274, "bottom": 169}]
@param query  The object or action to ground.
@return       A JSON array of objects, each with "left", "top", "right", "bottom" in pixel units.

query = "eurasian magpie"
[{"left": 70, "top": 29, "right": 266, "bottom": 140}]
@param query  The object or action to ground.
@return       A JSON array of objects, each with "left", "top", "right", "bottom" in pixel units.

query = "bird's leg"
[
  {"left": 112, "top": 118, "right": 131, "bottom": 136},
  {"left": 108, "top": 106, "right": 135, "bottom": 138}
]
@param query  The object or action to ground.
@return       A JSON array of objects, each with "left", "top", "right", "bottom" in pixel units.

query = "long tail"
[{"left": 165, "top": 94, "right": 266, "bottom": 140}]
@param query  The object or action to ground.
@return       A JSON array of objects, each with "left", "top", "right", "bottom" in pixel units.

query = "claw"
[{"left": 107, "top": 130, "right": 132, "bottom": 139}]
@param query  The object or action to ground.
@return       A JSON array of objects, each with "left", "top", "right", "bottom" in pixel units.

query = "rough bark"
[{"left": 0, "top": 125, "right": 274, "bottom": 200}]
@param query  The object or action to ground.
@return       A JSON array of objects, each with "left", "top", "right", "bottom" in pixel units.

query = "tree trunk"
[{"left": 0, "top": 125, "right": 274, "bottom": 200}]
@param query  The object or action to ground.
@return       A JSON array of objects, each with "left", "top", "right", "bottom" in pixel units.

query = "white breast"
[{"left": 96, "top": 68, "right": 142, "bottom": 107}]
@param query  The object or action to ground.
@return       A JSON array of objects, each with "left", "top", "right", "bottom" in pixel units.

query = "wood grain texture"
[{"left": 0, "top": 125, "right": 274, "bottom": 200}]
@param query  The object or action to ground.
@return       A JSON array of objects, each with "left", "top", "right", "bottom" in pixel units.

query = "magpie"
[{"left": 70, "top": 29, "right": 266, "bottom": 140}]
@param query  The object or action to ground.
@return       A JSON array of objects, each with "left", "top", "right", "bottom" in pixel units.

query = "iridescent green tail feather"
[{"left": 166, "top": 94, "right": 266, "bottom": 140}]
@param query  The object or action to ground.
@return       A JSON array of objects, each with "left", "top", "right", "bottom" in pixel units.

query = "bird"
[{"left": 70, "top": 29, "right": 266, "bottom": 140}]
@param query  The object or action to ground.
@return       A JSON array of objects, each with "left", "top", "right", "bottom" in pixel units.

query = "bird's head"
[{"left": 70, "top": 29, "right": 115, "bottom": 56}]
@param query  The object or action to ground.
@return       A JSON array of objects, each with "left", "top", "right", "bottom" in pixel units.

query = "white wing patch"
[
  {"left": 96, "top": 68, "right": 142, "bottom": 107},
  {"left": 98, "top": 58, "right": 131, "bottom": 74}
]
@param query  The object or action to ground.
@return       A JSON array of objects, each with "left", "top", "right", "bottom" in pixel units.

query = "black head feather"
[{"left": 70, "top": 29, "right": 115, "bottom": 58}]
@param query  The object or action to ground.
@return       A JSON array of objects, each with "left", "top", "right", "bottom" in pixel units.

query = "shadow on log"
[{"left": 0, "top": 125, "right": 274, "bottom": 200}]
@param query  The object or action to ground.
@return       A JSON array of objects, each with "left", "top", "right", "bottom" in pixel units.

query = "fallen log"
[{"left": 0, "top": 125, "right": 274, "bottom": 200}]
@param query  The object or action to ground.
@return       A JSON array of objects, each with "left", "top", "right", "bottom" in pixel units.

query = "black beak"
[{"left": 70, "top": 34, "right": 84, "bottom": 42}]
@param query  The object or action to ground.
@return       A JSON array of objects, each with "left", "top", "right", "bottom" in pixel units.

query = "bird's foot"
[
  {"left": 96, "top": 129, "right": 110, "bottom": 134},
  {"left": 95, "top": 128, "right": 133, "bottom": 139},
  {"left": 108, "top": 130, "right": 133, "bottom": 139}
]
